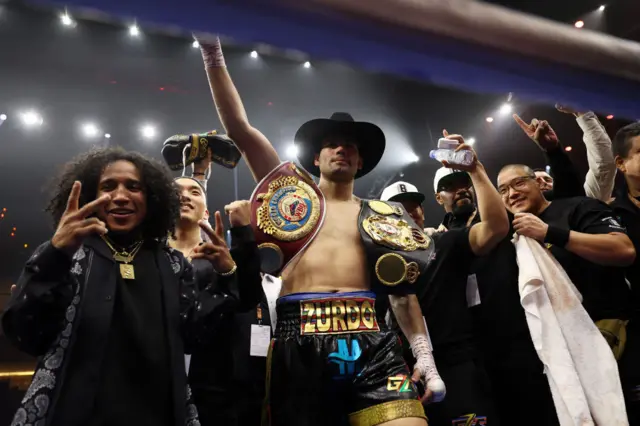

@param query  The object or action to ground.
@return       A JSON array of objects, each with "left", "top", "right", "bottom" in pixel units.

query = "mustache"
[{"left": 454, "top": 192, "right": 472, "bottom": 202}]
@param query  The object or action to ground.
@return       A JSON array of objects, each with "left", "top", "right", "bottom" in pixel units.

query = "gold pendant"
[
  {"left": 120, "top": 263, "right": 135, "bottom": 280},
  {"left": 114, "top": 253, "right": 131, "bottom": 263}
]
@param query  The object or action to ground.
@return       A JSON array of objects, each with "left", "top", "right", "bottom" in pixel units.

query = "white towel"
[
  {"left": 261, "top": 274, "right": 282, "bottom": 331},
  {"left": 513, "top": 235, "right": 628, "bottom": 426}
]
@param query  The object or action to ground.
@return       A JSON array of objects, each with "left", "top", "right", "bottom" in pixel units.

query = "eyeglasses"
[{"left": 498, "top": 176, "right": 534, "bottom": 197}]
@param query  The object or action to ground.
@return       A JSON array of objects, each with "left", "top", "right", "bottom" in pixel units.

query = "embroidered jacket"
[{"left": 2, "top": 227, "right": 261, "bottom": 426}]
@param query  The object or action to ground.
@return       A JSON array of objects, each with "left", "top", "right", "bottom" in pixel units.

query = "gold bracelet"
[{"left": 217, "top": 263, "right": 237, "bottom": 276}]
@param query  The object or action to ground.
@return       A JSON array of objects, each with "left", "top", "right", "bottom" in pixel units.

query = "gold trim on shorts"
[{"left": 349, "top": 399, "right": 427, "bottom": 426}]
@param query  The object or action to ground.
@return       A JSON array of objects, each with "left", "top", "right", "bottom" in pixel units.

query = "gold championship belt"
[
  {"left": 359, "top": 200, "right": 434, "bottom": 289},
  {"left": 250, "top": 162, "right": 326, "bottom": 274}
]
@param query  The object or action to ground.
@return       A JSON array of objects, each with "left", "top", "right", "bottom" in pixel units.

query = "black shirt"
[
  {"left": 609, "top": 194, "right": 640, "bottom": 322},
  {"left": 538, "top": 196, "right": 631, "bottom": 321},
  {"left": 90, "top": 243, "right": 173, "bottom": 426},
  {"left": 417, "top": 228, "right": 476, "bottom": 365}
]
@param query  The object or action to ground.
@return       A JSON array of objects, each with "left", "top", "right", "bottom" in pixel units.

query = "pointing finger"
[
  {"left": 214, "top": 211, "right": 225, "bottom": 240},
  {"left": 442, "top": 129, "right": 449, "bottom": 137},
  {"left": 66, "top": 181, "right": 82, "bottom": 213},
  {"left": 512, "top": 114, "right": 531, "bottom": 133},
  {"left": 75, "top": 195, "right": 111, "bottom": 219}
]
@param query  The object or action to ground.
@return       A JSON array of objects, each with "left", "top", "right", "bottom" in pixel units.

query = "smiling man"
[
  {"left": 2, "top": 147, "right": 261, "bottom": 426},
  {"left": 497, "top": 164, "right": 634, "bottom": 344}
]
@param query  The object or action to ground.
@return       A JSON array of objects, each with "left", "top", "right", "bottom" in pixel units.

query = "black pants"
[
  {"left": 483, "top": 336, "right": 559, "bottom": 426},
  {"left": 620, "top": 321, "right": 640, "bottom": 426},
  {"left": 264, "top": 291, "right": 426, "bottom": 426},
  {"left": 425, "top": 358, "right": 496, "bottom": 426}
]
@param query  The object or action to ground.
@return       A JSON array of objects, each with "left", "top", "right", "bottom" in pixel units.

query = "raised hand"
[
  {"left": 224, "top": 200, "right": 251, "bottom": 228},
  {"left": 555, "top": 103, "right": 584, "bottom": 117},
  {"left": 513, "top": 114, "right": 559, "bottom": 152},
  {"left": 193, "top": 211, "right": 235, "bottom": 274},
  {"left": 440, "top": 129, "right": 479, "bottom": 172},
  {"left": 51, "top": 181, "right": 110, "bottom": 255}
]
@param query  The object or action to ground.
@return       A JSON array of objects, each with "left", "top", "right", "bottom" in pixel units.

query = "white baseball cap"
[
  {"left": 433, "top": 167, "right": 471, "bottom": 193},
  {"left": 381, "top": 181, "right": 425, "bottom": 204}
]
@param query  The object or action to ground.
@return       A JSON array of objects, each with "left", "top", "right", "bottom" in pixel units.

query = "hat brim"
[
  {"left": 436, "top": 172, "right": 472, "bottom": 193},
  {"left": 294, "top": 118, "right": 385, "bottom": 179},
  {"left": 388, "top": 192, "right": 425, "bottom": 205}
]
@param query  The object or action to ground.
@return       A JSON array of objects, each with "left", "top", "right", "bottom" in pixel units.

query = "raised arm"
[
  {"left": 576, "top": 112, "right": 616, "bottom": 201},
  {"left": 196, "top": 35, "right": 281, "bottom": 182},
  {"left": 440, "top": 131, "right": 509, "bottom": 255}
]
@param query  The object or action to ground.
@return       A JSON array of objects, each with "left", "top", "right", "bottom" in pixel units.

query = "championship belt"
[
  {"left": 161, "top": 130, "right": 242, "bottom": 173},
  {"left": 359, "top": 200, "right": 434, "bottom": 291},
  {"left": 250, "top": 162, "right": 325, "bottom": 274}
]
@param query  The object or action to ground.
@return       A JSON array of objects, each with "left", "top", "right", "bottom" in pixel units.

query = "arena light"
[
  {"left": 20, "top": 110, "right": 43, "bottom": 127},
  {"left": 485, "top": 116, "right": 494, "bottom": 123},
  {"left": 606, "top": 114, "right": 614, "bottom": 120},
  {"left": 408, "top": 153, "right": 420, "bottom": 163},
  {"left": 104, "top": 133, "right": 111, "bottom": 139},
  {"left": 140, "top": 124, "right": 156, "bottom": 139},
  {"left": 499, "top": 103, "right": 512, "bottom": 115},
  {"left": 286, "top": 144, "right": 299, "bottom": 158},
  {"left": 599, "top": 5, "right": 606, "bottom": 11},
  {"left": 250, "top": 50, "right": 258, "bottom": 59},
  {"left": 0, "top": 114, "right": 6, "bottom": 121},
  {"left": 467, "top": 137, "right": 476, "bottom": 146},
  {"left": 129, "top": 24, "right": 140, "bottom": 37},
  {"left": 81, "top": 122, "right": 99, "bottom": 138},
  {"left": 303, "top": 61, "right": 311, "bottom": 68},
  {"left": 192, "top": 40, "right": 200, "bottom": 48},
  {"left": 575, "top": 20, "right": 585, "bottom": 29},
  {"left": 60, "top": 12, "right": 74, "bottom": 26},
  {"left": 565, "top": 146, "right": 573, "bottom": 152}
]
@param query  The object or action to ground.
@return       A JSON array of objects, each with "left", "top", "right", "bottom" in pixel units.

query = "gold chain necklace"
[{"left": 101, "top": 236, "right": 144, "bottom": 280}]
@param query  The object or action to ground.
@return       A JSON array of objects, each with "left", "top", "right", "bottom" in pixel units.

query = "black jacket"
[{"left": 1, "top": 226, "right": 261, "bottom": 426}]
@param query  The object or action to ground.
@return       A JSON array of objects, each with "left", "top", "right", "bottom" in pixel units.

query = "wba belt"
[
  {"left": 275, "top": 291, "right": 381, "bottom": 337},
  {"left": 250, "top": 162, "right": 325, "bottom": 274}
]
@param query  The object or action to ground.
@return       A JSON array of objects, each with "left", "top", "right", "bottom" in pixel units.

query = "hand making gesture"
[
  {"left": 440, "top": 129, "right": 479, "bottom": 172},
  {"left": 51, "top": 181, "right": 110, "bottom": 255},
  {"left": 513, "top": 114, "right": 559, "bottom": 152},
  {"left": 193, "top": 211, "right": 236, "bottom": 274}
]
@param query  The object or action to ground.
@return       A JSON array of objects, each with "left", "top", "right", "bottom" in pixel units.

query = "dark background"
[{"left": 0, "top": 0, "right": 636, "bottom": 423}]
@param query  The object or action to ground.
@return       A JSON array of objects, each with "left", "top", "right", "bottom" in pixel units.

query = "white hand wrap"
[
  {"left": 198, "top": 36, "right": 226, "bottom": 68},
  {"left": 410, "top": 334, "right": 446, "bottom": 402}
]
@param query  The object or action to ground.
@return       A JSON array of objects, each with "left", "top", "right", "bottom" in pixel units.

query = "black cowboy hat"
[{"left": 294, "top": 112, "right": 386, "bottom": 179}]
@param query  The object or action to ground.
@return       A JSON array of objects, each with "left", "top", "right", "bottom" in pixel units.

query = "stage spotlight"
[
  {"left": 250, "top": 51, "right": 258, "bottom": 59},
  {"left": 286, "top": 144, "right": 299, "bottom": 158},
  {"left": 140, "top": 124, "right": 156, "bottom": 139},
  {"left": 20, "top": 111, "right": 43, "bottom": 127},
  {"left": 192, "top": 40, "right": 200, "bottom": 48},
  {"left": 129, "top": 24, "right": 140, "bottom": 37},
  {"left": 499, "top": 103, "right": 512, "bottom": 115},
  {"left": 467, "top": 138, "right": 476, "bottom": 146},
  {"left": 565, "top": 146, "right": 573, "bottom": 152},
  {"left": 599, "top": 5, "right": 606, "bottom": 11},
  {"left": 408, "top": 153, "right": 420, "bottom": 163},
  {"left": 105, "top": 133, "right": 111, "bottom": 139},
  {"left": 81, "top": 122, "right": 99, "bottom": 138},
  {"left": 575, "top": 21, "right": 584, "bottom": 29},
  {"left": 486, "top": 117, "right": 494, "bottom": 123},
  {"left": 0, "top": 114, "right": 6, "bottom": 121},
  {"left": 303, "top": 61, "right": 311, "bottom": 68},
  {"left": 60, "top": 13, "right": 74, "bottom": 26}
]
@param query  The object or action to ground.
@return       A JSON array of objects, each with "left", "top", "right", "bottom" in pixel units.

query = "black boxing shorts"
[{"left": 263, "top": 291, "right": 427, "bottom": 426}]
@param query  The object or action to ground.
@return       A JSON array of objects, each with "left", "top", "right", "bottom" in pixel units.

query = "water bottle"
[{"left": 429, "top": 148, "right": 474, "bottom": 167}]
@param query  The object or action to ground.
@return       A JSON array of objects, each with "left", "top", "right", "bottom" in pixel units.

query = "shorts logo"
[
  {"left": 386, "top": 375, "right": 415, "bottom": 393},
  {"left": 300, "top": 297, "right": 380, "bottom": 335},
  {"left": 328, "top": 339, "right": 362, "bottom": 379},
  {"left": 452, "top": 414, "right": 487, "bottom": 426}
]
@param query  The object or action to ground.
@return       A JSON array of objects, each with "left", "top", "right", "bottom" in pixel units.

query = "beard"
[{"left": 451, "top": 193, "right": 475, "bottom": 217}]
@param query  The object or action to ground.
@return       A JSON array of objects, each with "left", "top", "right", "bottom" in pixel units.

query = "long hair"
[{"left": 46, "top": 147, "right": 181, "bottom": 241}]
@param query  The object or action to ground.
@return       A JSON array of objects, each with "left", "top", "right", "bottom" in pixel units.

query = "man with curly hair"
[{"left": 2, "top": 147, "right": 262, "bottom": 426}]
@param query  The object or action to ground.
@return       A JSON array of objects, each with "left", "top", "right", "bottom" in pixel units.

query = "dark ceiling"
[{"left": 485, "top": 0, "right": 640, "bottom": 42}]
